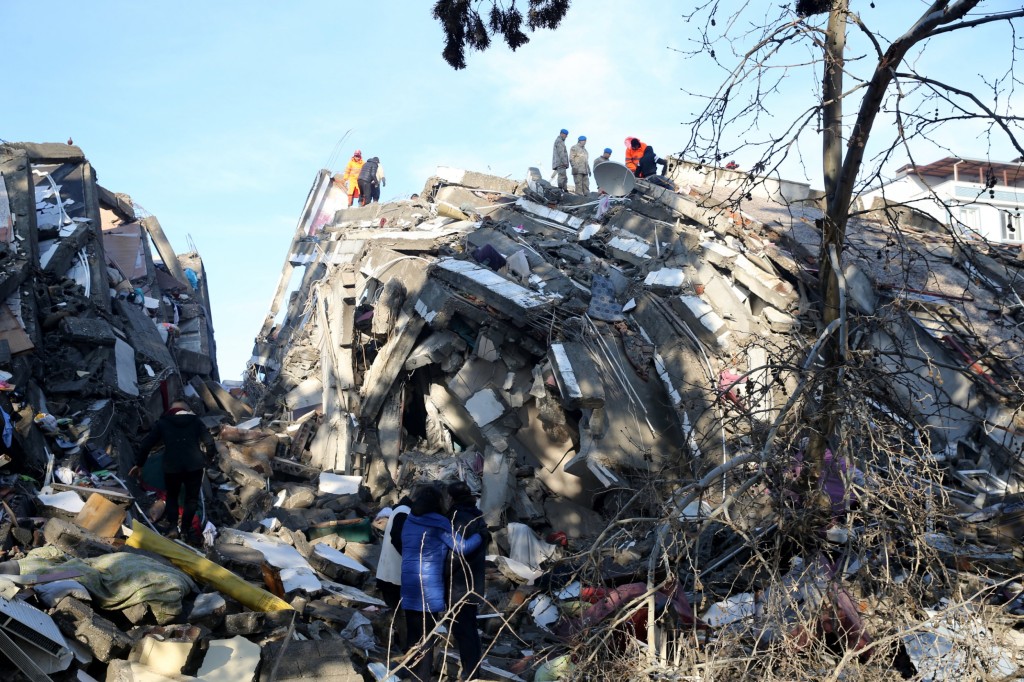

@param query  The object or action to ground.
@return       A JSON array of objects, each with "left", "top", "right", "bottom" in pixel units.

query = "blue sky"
[{"left": 3, "top": 1, "right": 1015, "bottom": 378}]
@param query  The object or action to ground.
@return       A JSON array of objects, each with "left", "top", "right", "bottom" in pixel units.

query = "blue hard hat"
[
  {"left": 578, "top": 136, "right": 587, "bottom": 141},
  {"left": 560, "top": 129, "right": 568, "bottom": 135},
  {"left": 603, "top": 148, "right": 612, "bottom": 154}
]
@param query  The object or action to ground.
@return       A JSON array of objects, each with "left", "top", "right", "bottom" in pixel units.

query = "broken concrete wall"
[{"left": 0, "top": 141, "right": 222, "bottom": 478}]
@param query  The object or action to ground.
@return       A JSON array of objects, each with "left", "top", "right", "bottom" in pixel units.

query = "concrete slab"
[
  {"left": 431, "top": 258, "right": 553, "bottom": 322},
  {"left": 116, "top": 299, "right": 175, "bottom": 368},
  {"left": 114, "top": 338, "right": 139, "bottom": 396},
  {"left": 465, "top": 387, "right": 508, "bottom": 427},
  {"left": 198, "top": 635, "right": 260, "bottom": 682},
  {"left": 669, "top": 295, "right": 729, "bottom": 346},
  {"left": 548, "top": 342, "right": 605, "bottom": 410}
]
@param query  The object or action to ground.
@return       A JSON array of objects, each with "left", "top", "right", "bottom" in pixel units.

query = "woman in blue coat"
[{"left": 400, "top": 485, "right": 482, "bottom": 681}]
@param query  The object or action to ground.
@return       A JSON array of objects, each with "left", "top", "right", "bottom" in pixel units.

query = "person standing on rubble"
[
  {"left": 552, "top": 128, "right": 570, "bottom": 191},
  {"left": 376, "top": 495, "right": 412, "bottom": 649},
  {"left": 400, "top": 485, "right": 484, "bottom": 682},
  {"left": 445, "top": 480, "right": 488, "bottom": 681},
  {"left": 130, "top": 400, "right": 215, "bottom": 544},
  {"left": 593, "top": 147, "right": 613, "bottom": 171},
  {"left": 357, "top": 156, "right": 386, "bottom": 206},
  {"left": 339, "top": 150, "right": 365, "bottom": 207},
  {"left": 569, "top": 136, "right": 591, "bottom": 195},
  {"left": 625, "top": 137, "right": 648, "bottom": 175},
  {"left": 636, "top": 144, "right": 666, "bottom": 179}
]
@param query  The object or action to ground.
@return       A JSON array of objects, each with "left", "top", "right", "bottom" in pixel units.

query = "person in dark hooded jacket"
[
  {"left": 636, "top": 144, "right": 664, "bottom": 179},
  {"left": 357, "top": 156, "right": 385, "bottom": 206},
  {"left": 130, "top": 400, "right": 215, "bottom": 542},
  {"left": 446, "top": 480, "right": 488, "bottom": 681},
  {"left": 400, "top": 485, "right": 482, "bottom": 682}
]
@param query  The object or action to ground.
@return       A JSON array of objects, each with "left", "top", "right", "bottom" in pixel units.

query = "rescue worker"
[
  {"left": 569, "top": 135, "right": 591, "bottom": 194},
  {"left": 340, "top": 150, "right": 364, "bottom": 207},
  {"left": 130, "top": 400, "right": 215, "bottom": 545},
  {"left": 636, "top": 144, "right": 665, "bottom": 179},
  {"left": 552, "top": 129, "right": 569, "bottom": 191},
  {"left": 593, "top": 147, "right": 612, "bottom": 171},
  {"left": 625, "top": 137, "right": 648, "bottom": 175},
  {"left": 357, "top": 156, "right": 386, "bottom": 206}
]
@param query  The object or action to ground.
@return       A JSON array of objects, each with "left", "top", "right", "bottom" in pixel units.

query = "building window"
[
  {"left": 1001, "top": 210, "right": 1023, "bottom": 242},
  {"left": 957, "top": 206, "right": 981, "bottom": 237}
]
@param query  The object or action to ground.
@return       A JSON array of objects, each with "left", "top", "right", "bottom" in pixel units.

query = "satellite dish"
[{"left": 594, "top": 162, "right": 635, "bottom": 197}]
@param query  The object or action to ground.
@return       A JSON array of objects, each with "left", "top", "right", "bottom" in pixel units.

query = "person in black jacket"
[
  {"left": 636, "top": 144, "right": 664, "bottom": 179},
  {"left": 357, "top": 157, "right": 385, "bottom": 206},
  {"left": 446, "top": 480, "right": 489, "bottom": 681},
  {"left": 130, "top": 401, "right": 215, "bottom": 542}
]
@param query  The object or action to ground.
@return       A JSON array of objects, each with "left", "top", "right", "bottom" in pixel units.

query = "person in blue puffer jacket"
[{"left": 399, "top": 485, "right": 483, "bottom": 682}]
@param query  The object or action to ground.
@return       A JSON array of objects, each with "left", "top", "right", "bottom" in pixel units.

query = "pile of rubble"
[
  {"left": 239, "top": 159, "right": 1024, "bottom": 678},
  {"left": 3, "top": 137, "right": 1024, "bottom": 681}
]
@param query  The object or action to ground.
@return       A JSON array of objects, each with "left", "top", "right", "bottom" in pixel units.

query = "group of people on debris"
[
  {"left": 335, "top": 150, "right": 387, "bottom": 207},
  {"left": 552, "top": 128, "right": 668, "bottom": 193},
  {"left": 375, "top": 480, "right": 489, "bottom": 681}
]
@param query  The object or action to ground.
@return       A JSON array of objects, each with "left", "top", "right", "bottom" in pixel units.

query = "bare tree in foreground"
[{"left": 541, "top": 3, "right": 1024, "bottom": 679}]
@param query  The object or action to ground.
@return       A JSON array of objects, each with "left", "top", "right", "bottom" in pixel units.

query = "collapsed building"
[
  {"left": 0, "top": 142, "right": 221, "bottom": 469},
  {"left": 239, "top": 158, "right": 1024, "bottom": 677},
  {"left": 1, "top": 137, "right": 1024, "bottom": 681}
]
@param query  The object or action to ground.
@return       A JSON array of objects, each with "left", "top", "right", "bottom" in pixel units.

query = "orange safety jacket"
[
  {"left": 341, "top": 157, "right": 365, "bottom": 194},
  {"left": 625, "top": 142, "right": 647, "bottom": 173}
]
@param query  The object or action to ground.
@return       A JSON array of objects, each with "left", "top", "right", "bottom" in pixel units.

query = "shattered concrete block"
[
  {"left": 284, "top": 377, "right": 323, "bottom": 412},
  {"left": 223, "top": 611, "right": 263, "bottom": 637},
  {"left": 404, "top": 330, "right": 467, "bottom": 370},
  {"left": 261, "top": 638, "right": 362, "bottom": 681},
  {"left": 52, "top": 596, "right": 134, "bottom": 663},
  {"left": 42, "top": 518, "right": 113, "bottom": 558},
  {"left": 606, "top": 235, "right": 653, "bottom": 264},
  {"left": 200, "top": 635, "right": 262, "bottom": 682},
  {"left": 843, "top": 262, "right": 878, "bottom": 314},
  {"left": 465, "top": 387, "right": 510, "bottom": 428},
  {"left": 643, "top": 268, "right": 688, "bottom": 294},
  {"left": 427, "top": 382, "right": 486, "bottom": 449},
  {"left": 514, "top": 198, "right": 584, "bottom": 229},
  {"left": 669, "top": 295, "right": 730, "bottom": 346},
  {"left": 430, "top": 258, "right": 552, "bottom": 322},
  {"left": 701, "top": 240, "right": 740, "bottom": 268},
  {"left": 481, "top": 449, "right": 514, "bottom": 526},
  {"left": 59, "top": 316, "right": 116, "bottom": 346},
  {"left": 115, "top": 299, "right": 175, "bottom": 368},
  {"left": 434, "top": 166, "right": 522, "bottom": 194},
  {"left": 130, "top": 631, "right": 197, "bottom": 677},
  {"left": 731, "top": 254, "right": 797, "bottom": 310},
  {"left": 763, "top": 306, "right": 797, "bottom": 333},
  {"left": 188, "top": 592, "right": 227, "bottom": 628},
  {"left": 548, "top": 342, "right": 605, "bottom": 410}
]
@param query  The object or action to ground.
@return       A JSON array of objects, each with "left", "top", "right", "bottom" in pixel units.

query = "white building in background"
[{"left": 860, "top": 157, "right": 1024, "bottom": 244}]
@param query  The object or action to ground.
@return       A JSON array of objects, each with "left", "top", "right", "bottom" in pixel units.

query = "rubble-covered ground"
[{"left": 3, "top": 143, "right": 1024, "bottom": 681}]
